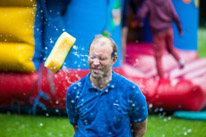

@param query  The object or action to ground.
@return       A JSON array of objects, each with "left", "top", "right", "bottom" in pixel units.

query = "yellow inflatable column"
[{"left": 0, "top": 0, "right": 37, "bottom": 73}]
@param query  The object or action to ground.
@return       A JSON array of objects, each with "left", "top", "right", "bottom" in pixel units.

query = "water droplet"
[
  {"left": 187, "top": 129, "right": 192, "bottom": 133},
  {"left": 73, "top": 45, "right": 78, "bottom": 50},
  {"left": 56, "top": 100, "right": 59, "bottom": 104},
  {"left": 50, "top": 38, "right": 54, "bottom": 44},
  {"left": 55, "top": 109, "right": 59, "bottom": 113}
]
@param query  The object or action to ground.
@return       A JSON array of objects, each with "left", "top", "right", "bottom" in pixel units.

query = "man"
[
  {"left": 136, "top": 0, "right": 185, "bottom": 78},
  {"left": 66, "top": 36, "right": 148, "bottom": 136}
]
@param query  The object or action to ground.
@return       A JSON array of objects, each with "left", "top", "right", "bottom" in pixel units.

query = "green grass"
[
  {"left": 0, "top": 113, "right": 74, "bottom": 137},
  {"left": 198, "top": 27, "right": 206, "bottom": 57},
  {"left": 1, "top": 113, "right": 206, "bottom": 137},
  {"left": 145, "top": 114, "right": 206, "bottom": 137}
]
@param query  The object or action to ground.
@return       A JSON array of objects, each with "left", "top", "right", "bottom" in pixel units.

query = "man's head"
[{"left": 88, "top": 36, "right": 118, "bottom": 80}]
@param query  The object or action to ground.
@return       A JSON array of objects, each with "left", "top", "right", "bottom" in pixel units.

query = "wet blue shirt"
[{"left": 66, "top": 71, "right": 148, "bottom": 137}]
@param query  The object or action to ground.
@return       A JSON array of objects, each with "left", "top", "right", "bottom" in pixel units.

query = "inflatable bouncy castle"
[{"left": 0, "top": 0, "right": 205, "bottom": 114}]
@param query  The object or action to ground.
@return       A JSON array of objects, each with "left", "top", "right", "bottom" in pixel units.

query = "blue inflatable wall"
[
  {"left": 41, "top": 0, "right": 122, "bottom": 69},
  {"left": 172, "top": 0, "right": 199, "bottom": 50}
]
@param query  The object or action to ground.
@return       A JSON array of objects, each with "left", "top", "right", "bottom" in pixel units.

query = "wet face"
[{"left": 88, "top": 37, "right": 117, "bottom": 80}]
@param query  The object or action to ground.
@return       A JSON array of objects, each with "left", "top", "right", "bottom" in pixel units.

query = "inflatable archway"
[{"left": 0, "top": 0, "right": 205, "bottom": 114}]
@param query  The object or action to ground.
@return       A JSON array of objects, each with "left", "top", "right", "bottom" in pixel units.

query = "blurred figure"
[
  {"left": 121, "top": 0, "right": 138, "bottom": 62},
  {"left": 66, "top": 36, "right": 148, "bottom": 136},
  {"left": 136, "top": 0, "right": 185, "bottom": 78}
]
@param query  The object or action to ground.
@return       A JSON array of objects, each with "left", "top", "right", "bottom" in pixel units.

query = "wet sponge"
[{"left": 44, "top": 32, "right": 76, "bottom": 73}]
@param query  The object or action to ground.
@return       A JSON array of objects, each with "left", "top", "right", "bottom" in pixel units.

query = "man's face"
[{"left": 88, "top": 37, "right": 117, "bottom": 80}]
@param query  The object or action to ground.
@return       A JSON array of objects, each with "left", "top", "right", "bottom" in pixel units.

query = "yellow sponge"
[{"left": 44, "top": 32, "right": 76, "bottom": 73}]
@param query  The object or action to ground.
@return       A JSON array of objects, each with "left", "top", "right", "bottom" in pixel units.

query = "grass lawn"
[
  {"left": 0, "top": 113, "right": 206, "bottom": 137},
  {"left": 0, "top": 113, "right": 74, "bottom": 137}
]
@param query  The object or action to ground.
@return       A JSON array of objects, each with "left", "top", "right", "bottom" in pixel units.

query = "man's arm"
[
  {"left": 72, "top": 125, "right": 78, "bottom": 132},
  {"left": 132, "top": 119, "right": 147, "bottom": 137},
  {"left": 66, "top": 85, "right": 79, "bottom": 132}
]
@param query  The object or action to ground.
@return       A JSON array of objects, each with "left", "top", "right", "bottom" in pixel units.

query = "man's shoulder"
[
  {"left": 113, "top": 72, "right": 139, "bottom": 89},
  {"left": 113, "top": 72, "right": 144, "bottom": 102},
  {"left": 114, "top": 73, "right": 139, "bottom": 91}
]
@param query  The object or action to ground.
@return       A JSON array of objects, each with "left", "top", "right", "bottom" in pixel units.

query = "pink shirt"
[{"left": 137, "top": 0, "right": 182, "bottom": 34}]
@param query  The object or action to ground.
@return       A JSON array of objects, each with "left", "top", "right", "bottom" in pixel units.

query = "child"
[{"left": 136, "top": 0, "right": 185, "bottom": 78}]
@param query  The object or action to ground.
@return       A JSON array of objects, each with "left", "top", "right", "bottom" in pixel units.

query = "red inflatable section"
[
  {"left": 0, "top": 42, "right": 206, "bottom": 111},
  {"left": 0, "top": 73, "right": 38, "bottom": 107}
]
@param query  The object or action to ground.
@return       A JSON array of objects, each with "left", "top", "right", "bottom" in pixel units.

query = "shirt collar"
[{"left": 85, "top": 72, "right": 94, "bottom": 90}]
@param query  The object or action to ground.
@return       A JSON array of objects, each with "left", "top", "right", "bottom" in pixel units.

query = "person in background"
[
  {"left": 121, "top": 0, "right": 138, "bottom": 62},
  {"left": 135, "top": 0, "right": 185, "bottom": 78},
  {"left": 66, "top": 36, "right": 148, "bottom": 137}
]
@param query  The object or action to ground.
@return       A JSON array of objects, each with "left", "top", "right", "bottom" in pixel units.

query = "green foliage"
[
  {"left": 1, "top": 113, "right": 206, "bottom": 137},
  {"left": 198, "top": 27, "right": 206, "bottom": 57}
]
